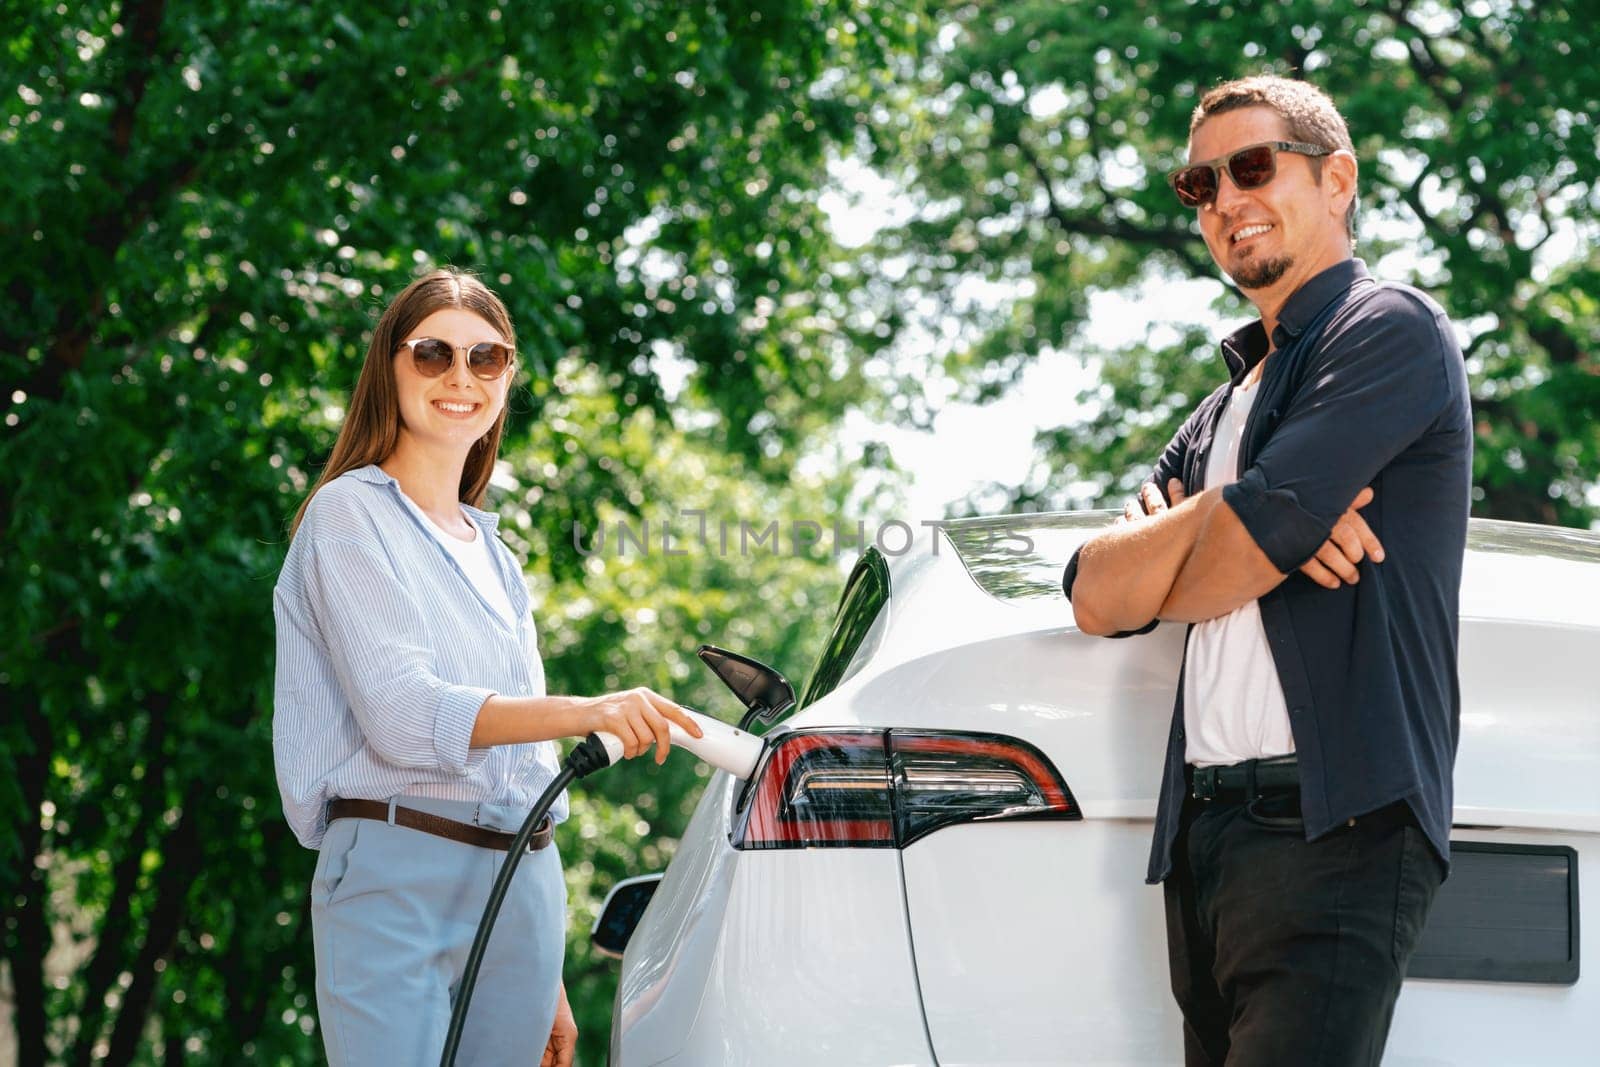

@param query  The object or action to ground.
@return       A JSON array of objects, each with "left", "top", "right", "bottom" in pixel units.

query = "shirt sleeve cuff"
[
  {"left": 1222, "top": 468, "right": 1332, "bottom": 573},
  {"left": 1062, "top": 546, "right": 1084, "bottom": 601},
  {"left": 433, "top": 685, "right": 497, "bottom": 775}
]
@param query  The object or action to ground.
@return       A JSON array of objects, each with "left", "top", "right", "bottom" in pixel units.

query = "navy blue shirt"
[{"left": 1064, "top": 259, "right": 1473, "bottom": 884}]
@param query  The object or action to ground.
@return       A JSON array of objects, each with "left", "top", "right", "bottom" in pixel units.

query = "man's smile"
[{"left": 1230, "top": 223, "right": 1274, "bottom": 245}]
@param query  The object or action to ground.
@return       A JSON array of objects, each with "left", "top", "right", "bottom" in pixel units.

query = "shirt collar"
[
  {"left": 352, "top": 463, "right": 501, "bottom": 532},
  {"left": 1219, "top": 258, "right": 1369, "bottom": 384}
]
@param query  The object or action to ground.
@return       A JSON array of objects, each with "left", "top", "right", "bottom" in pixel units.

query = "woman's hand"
[
  {"left": 541, "top": 982, "right": 577, "bottom": 1067},
  {"left": 581, "top": 687, "right": 704, "bottom": 764}
]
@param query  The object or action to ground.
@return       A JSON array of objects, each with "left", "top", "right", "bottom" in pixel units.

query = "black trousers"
[{"left": 1163, "top": 792, "right": 1443, "bottom": 1067}]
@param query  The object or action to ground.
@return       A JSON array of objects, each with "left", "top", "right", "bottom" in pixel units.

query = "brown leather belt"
[{"left": 327, "top": 798, "right": 554, "bottom": 852}]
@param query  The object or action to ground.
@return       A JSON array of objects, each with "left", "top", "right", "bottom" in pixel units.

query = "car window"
[{"left": 798, "top": 549, "right": 891, "bottom": 710}]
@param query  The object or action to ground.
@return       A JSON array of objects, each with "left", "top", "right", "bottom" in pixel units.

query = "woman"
[{"left": 273, "top": 268, "right": 700, "bottom": 1067}]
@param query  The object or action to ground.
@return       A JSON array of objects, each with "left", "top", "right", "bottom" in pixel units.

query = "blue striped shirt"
[{"left": 273, "top": 464, "right": 567, "bottom": 849}]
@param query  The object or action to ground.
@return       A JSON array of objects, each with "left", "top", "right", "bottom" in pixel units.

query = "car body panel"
[
  {"left": 1381, "top": 826, "right": 1597, "bottom": 1065},
  {"left": 614, "top": 773, "right": 934, "bottom": 1066},
  {"left": 901, "top": 820, "right": 1180, "bottom": 1065}
]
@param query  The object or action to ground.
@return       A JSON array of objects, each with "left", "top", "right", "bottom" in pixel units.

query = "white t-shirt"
[
  {"left": 418, "top": 509, "right": 519, "bottom": 628},
  {"left": 1182, "top": 379, "right": 1296, "bottom": 767}
]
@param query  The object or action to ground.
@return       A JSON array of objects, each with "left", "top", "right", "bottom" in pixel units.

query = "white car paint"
[{"left": 613, "top": 773, "right": 935, "bottom": 1066}]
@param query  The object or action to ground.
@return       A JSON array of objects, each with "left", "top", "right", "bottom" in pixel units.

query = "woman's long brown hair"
[{"left": 289, "top": 268, "right": 517, "bottom": 537}]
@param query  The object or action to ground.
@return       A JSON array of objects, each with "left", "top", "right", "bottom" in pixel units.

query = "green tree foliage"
[
  {"left": 0, "top": 2, "right": 919, "bottom": 1063},
  {"left": 864, "top": 0, "right": 1600, "bottom": 524}
]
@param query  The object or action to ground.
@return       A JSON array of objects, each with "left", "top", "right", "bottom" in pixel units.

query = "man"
[{"left": 1063, "top": 76, "right": 1472, "bottom": 1066}]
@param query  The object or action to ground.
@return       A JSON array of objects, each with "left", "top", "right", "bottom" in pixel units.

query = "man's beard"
[{"left": 1229, "top": 252, "right": 1292, "bottom": 291}]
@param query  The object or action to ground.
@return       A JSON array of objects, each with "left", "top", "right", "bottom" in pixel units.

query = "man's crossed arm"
[{"left": 1071, "top": 479, "right": 1382, "bottom": 637}]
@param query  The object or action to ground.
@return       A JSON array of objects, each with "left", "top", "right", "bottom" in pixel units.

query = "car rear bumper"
[{"left": 612, "top": 772, "right": 936, "bottom": 1066}]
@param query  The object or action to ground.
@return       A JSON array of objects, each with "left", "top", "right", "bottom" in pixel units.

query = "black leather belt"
[
  {"left": 1189, "top": 755, "right": 1300, "bottom": 802},
  {"left": 327, "top": 798, "right": 554, "bottom": 852}
]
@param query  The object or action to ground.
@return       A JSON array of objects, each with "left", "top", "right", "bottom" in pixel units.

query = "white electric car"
[{"left": 594, "top": 513, "right": 1597, "bottom": 1065}]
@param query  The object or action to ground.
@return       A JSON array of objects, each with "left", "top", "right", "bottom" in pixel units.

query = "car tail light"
[{"left": 733, "top": 729, "right": 1079, "bottom": 850}]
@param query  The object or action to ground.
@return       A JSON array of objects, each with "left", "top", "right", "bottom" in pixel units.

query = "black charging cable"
[{"left": 440, "top": 732, "right": 617, "bottom": 1067}]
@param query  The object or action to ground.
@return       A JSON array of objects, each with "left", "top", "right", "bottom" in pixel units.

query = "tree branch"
[
  {"left": 67, "top": 697, "right": 172, "bottom": 1067},
  {"left": 1527, "top": 320, "right": 1584, "bottom": 368},
  {"left": 1389, "top": 0, "right": 1467, "bottom": 112},
  {"left": 216, "top": 859, "right": 311, "bottom": 1055},
  {"left": 1013, "top": 135, "right": 1212, "bottom": 277},
  {"left": 1387, "top": 0, "right": 1522, "bottom": 252},
  {"left": 429, "top": 57, "right": 499, "bottom": 90},
  {"left": 108, "top": 0, "right": 170, "bottom": 157},
  {"left": 1462, "top": 323, "right": 1501, "bottom": 361},
  {"left": 2, "top": 654, "right": 67, "bottom": 1067},
  {"left": 1399, "top": 162, "right": 1457, "bottom": 247},
  {"left": 30, "top": 0, "right": 179, "bottom": 404},
  {"left": 102, "top": 784, "right": 205, "bottom": 1067}
]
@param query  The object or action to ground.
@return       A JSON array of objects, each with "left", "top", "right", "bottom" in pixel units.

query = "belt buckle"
[
  {"left": 474, "top": 803, "right": 531, "bottom": 852},
  {"left": 1192, "top": 766, "right": 1218, "bottom": 800}
]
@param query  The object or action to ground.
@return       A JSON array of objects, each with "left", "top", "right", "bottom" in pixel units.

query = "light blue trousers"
[{"left": 310, "top": 796, "right": 566, "bottom": 1067}]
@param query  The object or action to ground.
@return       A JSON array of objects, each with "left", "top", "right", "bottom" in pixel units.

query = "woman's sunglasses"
[
  {"left": 1167, "top": 140, "right": 1333, "bottom": 208},
  {"left": 396, "top": 337, "right": 515, "bottom": 380}
]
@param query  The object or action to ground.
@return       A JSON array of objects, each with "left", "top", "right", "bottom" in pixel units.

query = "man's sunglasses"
[
  {"left": 1167, "top": 140, "right": 1333, "bottom": 208},
  {"left": 396, "top": 338, "right": 515, "bottom": 380}
]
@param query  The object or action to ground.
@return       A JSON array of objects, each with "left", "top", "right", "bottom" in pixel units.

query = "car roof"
[{"left": 938, "top": 511, "right": 1600, "bottom": 625}]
